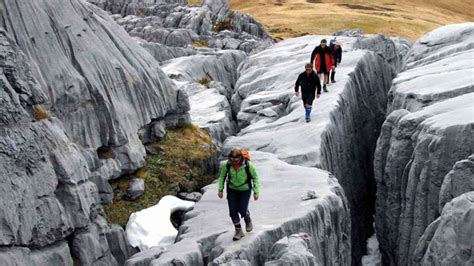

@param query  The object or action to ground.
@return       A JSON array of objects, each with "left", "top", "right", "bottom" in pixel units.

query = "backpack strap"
[
  {"left": 244, "top": 159, "right": 253, "bottom": 190},
  {"left": 225, "top": 162, "right": 231, "bottom": 188}
]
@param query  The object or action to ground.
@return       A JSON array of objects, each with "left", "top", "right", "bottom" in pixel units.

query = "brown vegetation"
[
  {"left": 229, "top": 0, "right": 473, "bottom": 40},
  {"left": 32, "top": 104, "right": 50, "bottom": 121}
]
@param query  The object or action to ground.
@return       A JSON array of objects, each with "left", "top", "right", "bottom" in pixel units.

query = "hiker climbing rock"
[
  {"left": 294, "top": 63, "right": 321, "bottom": 122},
  {"left": 310, "top": 39, "right": 335, "bottom": 92},
  {"left": 218, "top": 148, "right": 260, "bottom": 241},
  {"left": 330, "top": 39, "right": 342, "bottom": 83}
]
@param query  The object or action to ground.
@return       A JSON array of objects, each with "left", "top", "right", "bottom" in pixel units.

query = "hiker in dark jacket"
[
  {"left": 295, "top": 63, "right": 321, "bottom": 122},
  {"left": 310, "top": 39, "right": 334, "bottom": 92},
  {"left": 218, "top": 147, "right": 260, "bottom": 241},
  {"left": 330, "top": 41, "right": 342, "bottom": 83}
]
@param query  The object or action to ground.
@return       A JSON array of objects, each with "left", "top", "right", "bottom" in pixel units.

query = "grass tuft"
[
  {"left": 32, "top": 105, "right": 50, "bottom": 121},
  {"left": 187, "top": 0, "right": 202, "bottom": 5},
  {"left": 213, "top": 19, "right": 233, "bottom": 32},
  {"left": 196, "top": 77, "right": 211, "bottom": 85},
  {"left": 192, "top": 40, "right": 209, "bottom": 47}
]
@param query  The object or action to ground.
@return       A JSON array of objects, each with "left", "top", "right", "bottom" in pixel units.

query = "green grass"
[
  {"left": 104, "top": 124, "right": 216, "bottom": 225},
  {"left": 196, "top": 77, "right": 211, "bottom": 85}
]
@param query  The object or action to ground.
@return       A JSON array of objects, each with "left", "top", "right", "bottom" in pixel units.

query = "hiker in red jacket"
[{"left": 310, "top": 39, "right": 334, "bottom": 93}]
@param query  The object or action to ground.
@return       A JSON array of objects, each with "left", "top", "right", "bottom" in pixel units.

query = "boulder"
[{"left": 127, "top": 178, "right": 145, "bottom": 200}]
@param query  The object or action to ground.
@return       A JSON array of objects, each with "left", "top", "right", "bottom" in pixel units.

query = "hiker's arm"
[
  {"left": 338, "top": 49, "right": 342, "bottom": 63},
  {"left": 315, "top": 74, "right": 321, "bottom": 95},
  {"left": 249, "top": 162, "right": 260, "bottom": 195},
  {"left": 217, "top": 162, "right": 227, "bottom": 192},
  {"left": 294, "top": 74, "right": 301, "bottom": 93},
  {"left": 310, "top": 48, "right": 316, "bottom": 64}
]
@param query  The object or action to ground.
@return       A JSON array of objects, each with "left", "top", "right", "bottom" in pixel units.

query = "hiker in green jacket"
[{"left": 217, "top": 147, "right": 260, "bottom": 241}]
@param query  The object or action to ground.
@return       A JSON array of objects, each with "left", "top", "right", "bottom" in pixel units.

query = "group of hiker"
[
  {"left": 217, "top": 38, "right": 342, "bottom": 241},
  {"left": 295, "top": 38, "right": 342, "bottom": 122}
]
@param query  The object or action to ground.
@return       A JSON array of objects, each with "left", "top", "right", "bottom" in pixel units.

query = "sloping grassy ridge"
[{"left": 105, "top": 124, "right": 218, "bottom": 225}]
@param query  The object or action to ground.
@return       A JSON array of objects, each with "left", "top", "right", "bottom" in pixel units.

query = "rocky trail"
[{"left": 0, "top": 0, "right": 472, "bottom": 265}]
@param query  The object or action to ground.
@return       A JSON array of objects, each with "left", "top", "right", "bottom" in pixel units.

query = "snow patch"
[{"left": 126, "top": 196, "right": 195, "bottom": 251}]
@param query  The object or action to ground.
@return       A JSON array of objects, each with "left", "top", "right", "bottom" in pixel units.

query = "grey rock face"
[
  {"left": 374, "top": 23, "right": 474, "bottom": 265},
  {"left": 412, "top": 192, "right": 474, "bottom": 265},
  {"left": 125, "top": 246, "right": 166, "bottom": 266},
  {"left": 265, "top": 233, "right": 319, "bottom": 265},
  {"left": 354, "top": 34, "right": 410, "bottom": 72},
  {"left": 439, "top": 155, "right": 474, "bottom": 212},
  {"left": 333, "top": 28, "right": 364, "bottom": 37},
  {"left": 0, "top": 242, "right": 73, "bottom": 266},
  {"left": 1, "top": 0, "right": 191, "bottom": 263},
  {"left": 89, "top": 0, "right": 187, "bottom": 16},
  {"left": 1, "top": 0, "right": 190, "bottom": 173},
  {"left": 178, "top": 192, "right": 203, "bottom": 202},
  {"left": 0, "top": 29, "right": 124, "bottom": 265},
  {"left": 106, "top": 224, "right": 138, "bottom": 265},
  {"left": 138, "top": 38, "right": 197, "bottom": 62}
]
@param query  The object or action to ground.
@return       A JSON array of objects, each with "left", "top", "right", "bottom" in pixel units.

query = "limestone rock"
[
  {"left": 265, "top": 233, "right": 319, "bottom": 265},
  {"left": 413, "top": 192, "right": 474, "bottom": 265},
  {"left": 439, "top": 155, "right": 474, "bottom": 213},
  {"left": 374, "top": 23, "right": 474, "bottom": 265},
  {"left": 1, "top": 0, "right": 190, "bottom": 173}
]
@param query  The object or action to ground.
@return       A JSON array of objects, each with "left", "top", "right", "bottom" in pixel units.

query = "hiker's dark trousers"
[{"left": 227, "top": 188, "right": 251, "bottom": 225}]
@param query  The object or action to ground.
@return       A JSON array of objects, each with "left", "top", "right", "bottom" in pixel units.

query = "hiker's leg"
[
  {"left": 305, "top": 103, "right": 311, "bottom": 118},
  {"left": 238, "top": 190, "right": 252, "bottom": 220},
  {"left": 227, "top": 189, "right": 241, "bottom": 225},
  {"left": 331, "top": 70, "right": 336, "bottom": 82}
]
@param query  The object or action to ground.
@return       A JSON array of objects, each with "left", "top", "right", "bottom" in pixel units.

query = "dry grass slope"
[{"left": 229, "top": 0, "right": 474, "bottom": 40}]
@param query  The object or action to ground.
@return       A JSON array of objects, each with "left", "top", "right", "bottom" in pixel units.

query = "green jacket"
[{"left": 218, "top": 160, "right": 260, "bottom": 195}]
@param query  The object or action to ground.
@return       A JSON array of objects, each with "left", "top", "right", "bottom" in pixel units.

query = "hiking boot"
[
  {"left": 245, "top": 220, "right": 253, "bottom": 232},
  {"left": 233, "top": 227, "right": 245, "bottom": 241},
  {"left": 323, "top": 85, "right": 328, "bottom": 92},
  {"left": 305, "top": 117, "right": 310, "bottom": 123},
  {"left": 331, "top": 79, "right": 336, "bottom": 83}
]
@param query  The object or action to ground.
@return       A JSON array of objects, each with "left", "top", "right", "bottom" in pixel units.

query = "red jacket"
[
  {"left": 313, "top": 53, "right": 334, "bottom": 72},
  {"left": 311, "top": 45, "right": 334, "bottom": 72}
]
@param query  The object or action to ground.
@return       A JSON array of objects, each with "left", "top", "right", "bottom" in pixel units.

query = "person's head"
[
  {"left": 228, "top": 147, "right": 243, "bottom": 165},
  {"left": 305, "top": 63, "right": 313, "bottom": 74},
  {"left": 335, "top": 41, "right": 341, "bottom": 48},
  {"left": 320, "top": 39, "right": 327, "bottom": 48}
]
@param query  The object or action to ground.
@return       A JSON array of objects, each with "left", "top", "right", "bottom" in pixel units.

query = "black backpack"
[{"left": 225, "top": 159, "right": 253, "bottom": 189}]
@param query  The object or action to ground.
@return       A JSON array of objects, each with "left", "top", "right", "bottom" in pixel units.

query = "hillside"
[{"left": 228, "top": 0, "right": 474, "bottom": 40}]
